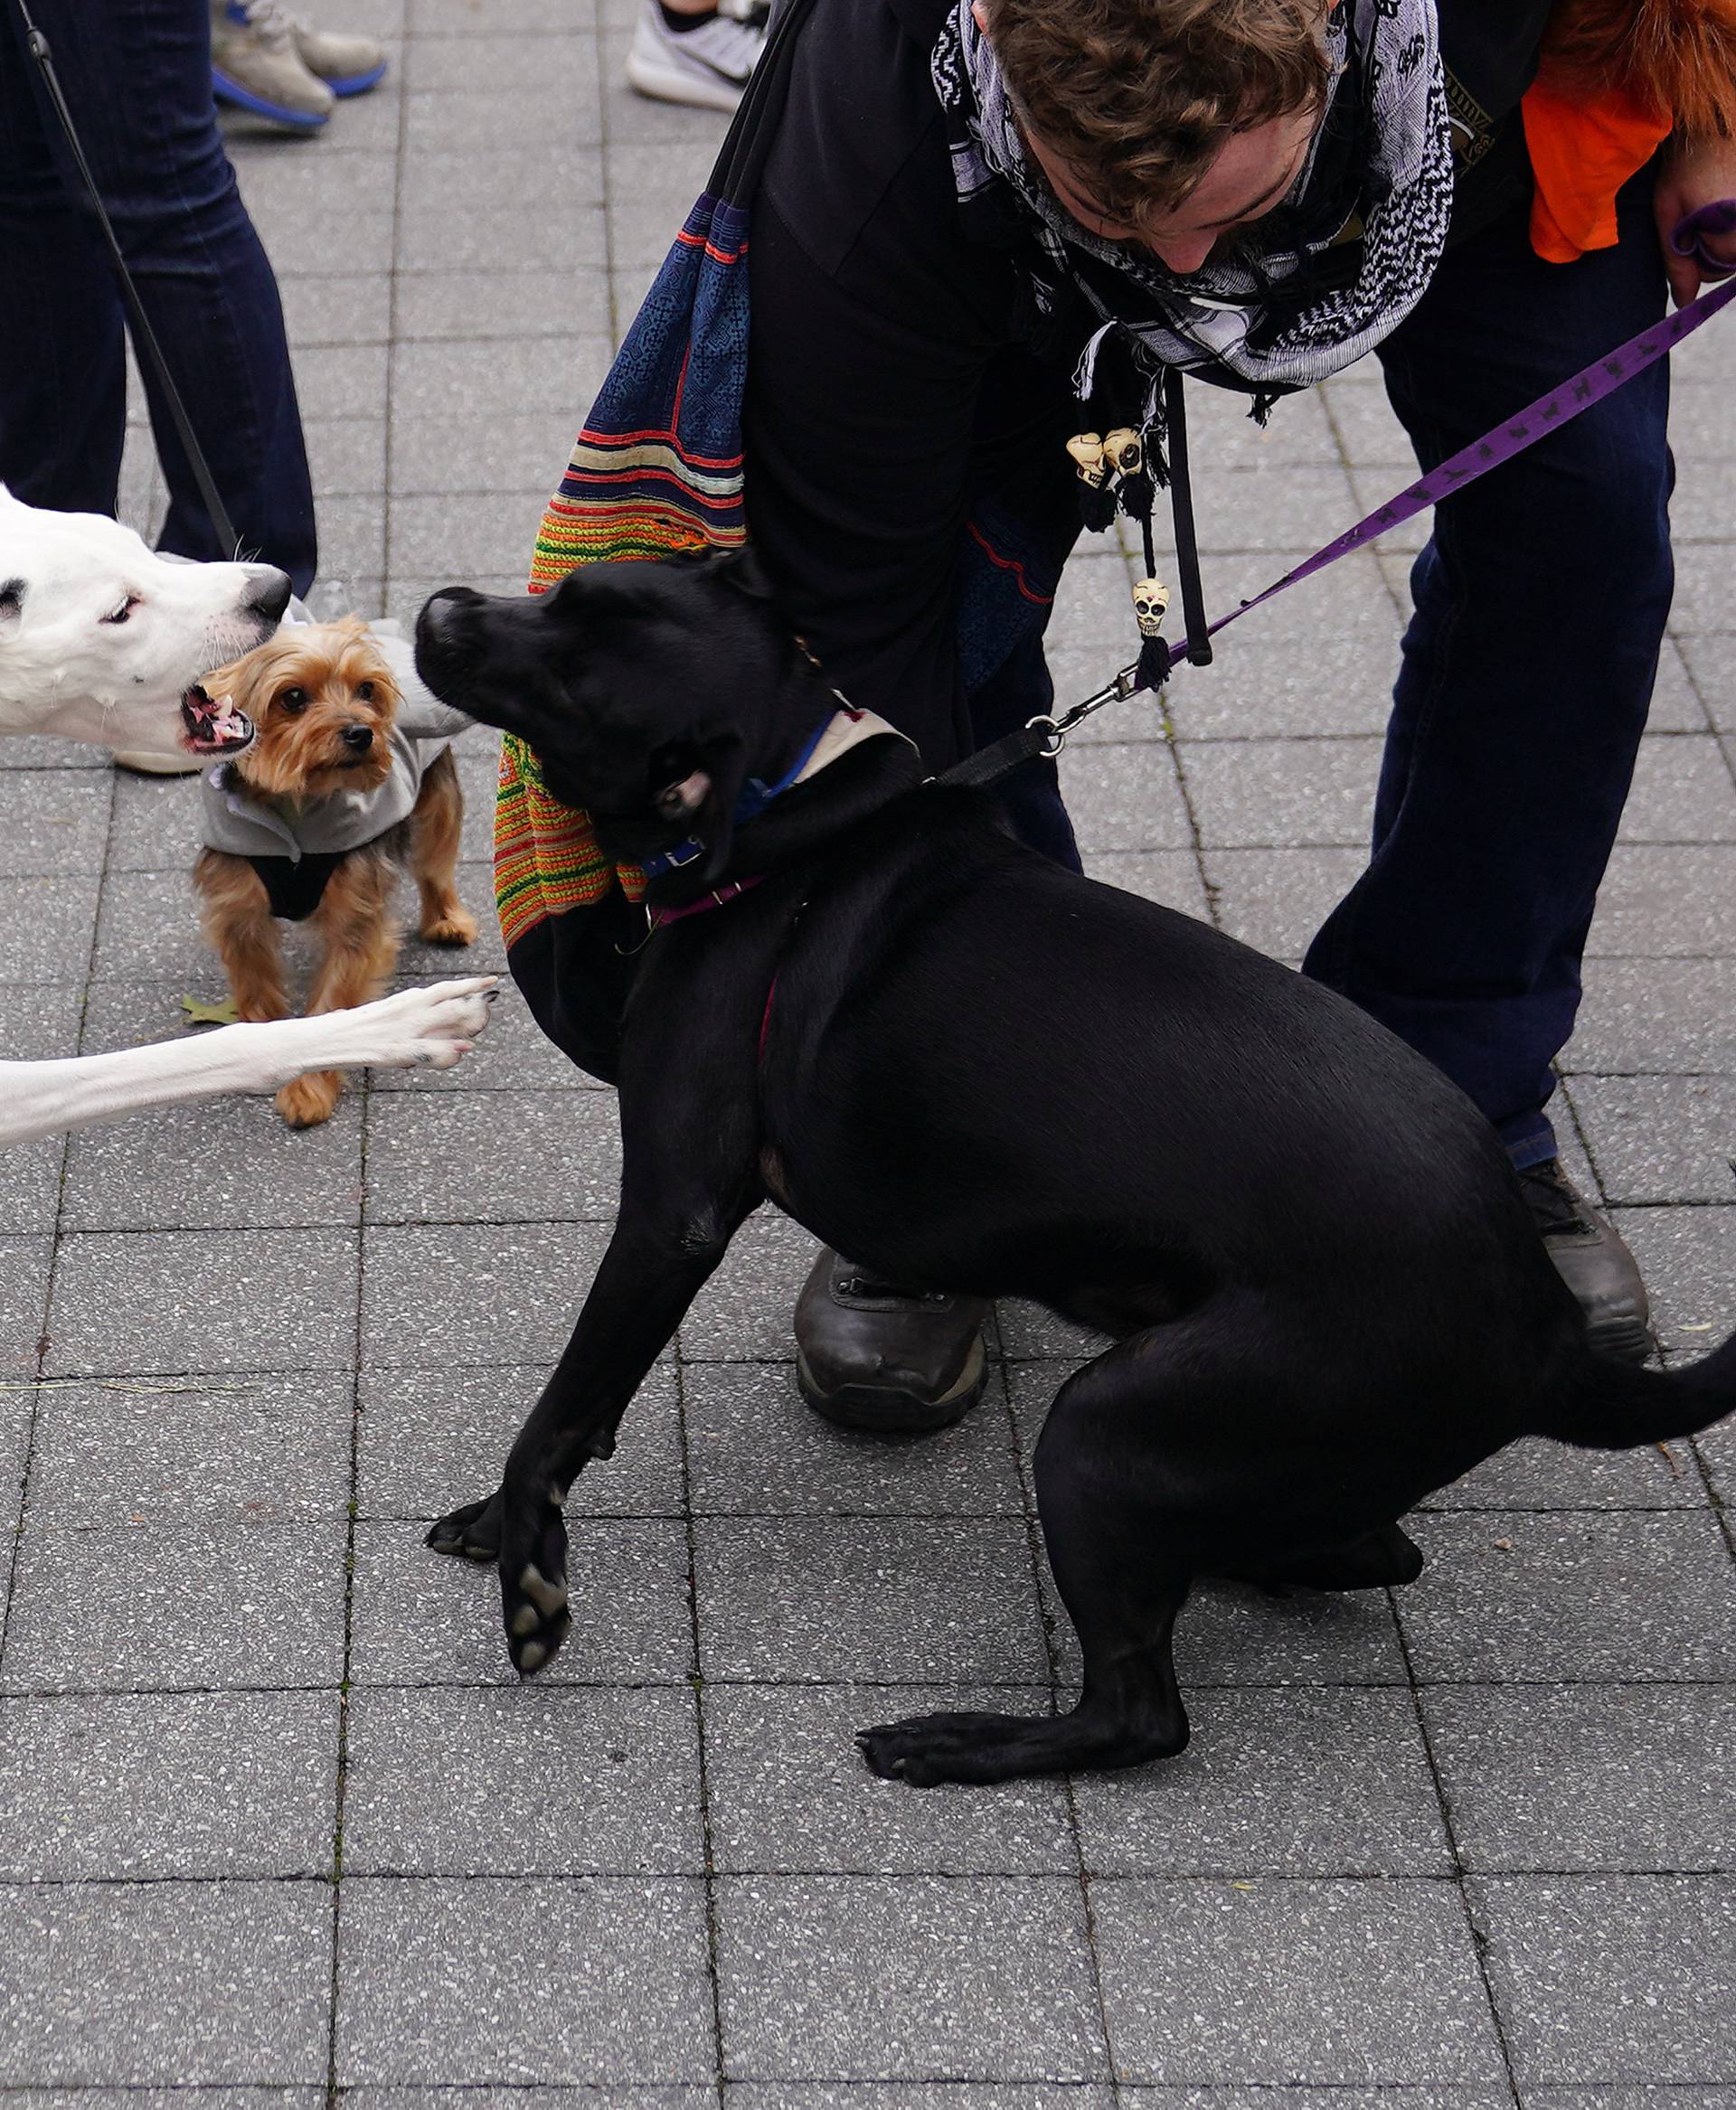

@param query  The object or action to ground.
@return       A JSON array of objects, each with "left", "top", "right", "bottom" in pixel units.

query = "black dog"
[{"left": 413, "top": 552, "right": 1735, "bottom": 1787}]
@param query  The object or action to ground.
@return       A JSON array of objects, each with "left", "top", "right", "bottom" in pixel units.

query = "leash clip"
[{"left": 1024, "top": 712, "right": 1065, "bottom": 758}]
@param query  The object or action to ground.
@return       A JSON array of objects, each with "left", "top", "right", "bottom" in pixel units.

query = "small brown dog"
[{"left": 193, "top": 617, "right": 477, "bottom": 1127}]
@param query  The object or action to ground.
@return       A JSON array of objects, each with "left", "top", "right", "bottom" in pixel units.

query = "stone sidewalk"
[{"left": 2, "top": 0, "right": 1733, "bottom": 2096}]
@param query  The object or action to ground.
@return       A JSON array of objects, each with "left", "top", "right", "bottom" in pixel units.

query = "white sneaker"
[{"left": 626, "top": 0, "right": 767, "bottom": 113}]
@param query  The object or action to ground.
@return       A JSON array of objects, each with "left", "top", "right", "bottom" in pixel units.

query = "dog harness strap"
[
  {"left": 249, "top": 852, "right": 344, "bottom": 922},
  {"left": 648, "top": 873, "right": 769, "bottom": 927}
]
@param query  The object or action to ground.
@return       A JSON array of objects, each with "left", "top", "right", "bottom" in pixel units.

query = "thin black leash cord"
[{"left": 10, "top": 0, "right": 244, "bottom": 560}]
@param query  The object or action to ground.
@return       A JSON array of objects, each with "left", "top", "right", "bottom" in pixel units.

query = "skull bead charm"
[
  {"left": 1132, "top": 575, "right": 1171, "bottom": 639},
  {"left": 1065, "top": 432, "right": 1109, "bottom": 488},
  {"left": 1102, "top": 427, "right": 1144, "bottom": 476}
]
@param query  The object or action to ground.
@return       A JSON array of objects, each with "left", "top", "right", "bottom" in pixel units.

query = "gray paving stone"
[
  {"left": 397, "top": 155, "right": 608, "bottom": 275},
  {"left": 0, "top": 770, "right": 110, "bottom": 878},
  {"left": 402, "top": 77, "right": 599, "bottom": 154},
  {"left": 345, "top": 2093, "right": 709, "bottom": 2110},
  {"left": 1619, "top": 734, "right": 1736, "bottom": 841},
  {"left": 680, "top": 1209, "right": 819, "bottom": 1361},
  {"left": 1588, "top": 846, "right": 1736, "bottom": 956},
  {"left": 304, "top": 414, "right": 390, "bottom": 498},
  {"left": 5, "top": 2091, "right": 328, "bottom": 2110},
  {"left": 1117, "top": 2096, "right": 1507, "bottom": 2110},
  {"left": 1092, "top": 1877, "right": 1505, "bottom": 2084},
  {"left": 1419, "top": 1432, "right": 1708, "bottom": 1511},
  {"left": 105, "top": 769, "right": 202, "bottom": 871},
  {"left": 347, "top": 1517, "right": 693, "bottom": 1685},
  {"left": 358, "top": 1359, "right": 683, "bottom": 1520},
  {"left": 1080, "top": 849, "right": 1213, "bottom": 918},
  {"left": 0, "top": 1132, "right": 62, "bottom": 1237},
  {"left": 724, "top": 2092, "right": 1116, "bottom": 2110},
  {"left": 89, "top": 864, "right": 212, "bottom": 981},
  {"left": 0, "top": 1879, "right": 332, "bottom": 2084},
  {"left": 1567, "top": 1074, "right": 1736, "bottom": 1204},
  {"left": 391, "top": 335, "right": 610, "bottom": 425},
  {"left": 1471, "top": 1875, "right": 1736, "bottom": 2084},
  {"left": 1165, "top": 625, "right": 1403, "bottom": 740},
  {"left": 357, "top": 1220, "right": 611, "bottom": 1368},
  {"left": 0, "top": 874, "right": 99, "bottom": 983},
  {"left": 26, "top": 1370, "right": 352, "bottom": 1525},
  {"left": 605, "top": 144, "right": 725, "bottom": 271},
  {"left": 44, "top": 1227, "right": 358, "bottom": 1376},
  {"left": 1424, "top": 1685, "right": 1736, "bottom": 1873},
  {"left": 335, "top": 1875, "right": 714, "bottom": 2085},
  {"left": 1200, "top": 845, "right": 1367, "bottom": 959},
  {"left": 366, "top": 1087, "right": 620, "bottom": 1223},
  {"left": 396, "top": 864, "right": 507, "bottom": 972},
  {"left": 684, "top": 1359, "right": 1024, "bottom": 1517},
  {"left": 1056, "top": 741, "right": 1194, "bottom": 852},
  {"left": 0, "top": 1237, "right": 51, "bottom": 1378},
  {"left": 1155, "top": 465, "right": 1360, "bottom": 556},
  {"left": 1614, "top": 1205, "right": 1736, "bottom": 1355},
  {"left": 406, "top": 31, "right": 599, "bottom": 92},
  {"left": 1072, "top": 1686, "right": 1449, "bottom": 1877},
  {"left": 1399, "top": 1512, "right": 1736, "bottom": 1683},
  {"left": 2, "top": 1521, "right": 347, "bottom": 1692},
  {"left": 695, "top": 1516, "right": 1049, "bottom": 1684},
  {"left": 715, "top": 1874, "right": 1106, "bottom": 2082},
  {"left": 61, "top": 1092, "right": 364, "bottom": 1231},
  {"left": 0, "top": 1689, "right": 337, "bottom": 1877},
  {"left": 392, "top": 409, "right": 587, "bottom": 497},
  {"left": 392, "top": 267, "right": 612, "bottom": 348},
  {"left": 1183, "top": 737, "right": 1384, "bottom": 849},
  {"left": 703, "top": 1684, "right": 1076, "bottom": 1875},
  {"left": 1672, "top": 548, "right": 1736, "bottom": 635},
  {"left": 1148, "top": 1576, "right": 1409, "bottom": 1689},
  {"left": 343, "top": 1683, "right": 703, "bottom": 1873},
  {"left": 279, "top": 269, "right": 393, "bottom": 345},
  {"left": 1568, "top": 956, "right": 1736, "bottom": 1074},
  {"left": 387, "top": 491, "right": 551, "bottom": 578}
]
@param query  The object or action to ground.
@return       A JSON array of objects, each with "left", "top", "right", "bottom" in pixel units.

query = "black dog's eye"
[
  {"left": 278, "top": 686, "right": 308, "bottom": 714},
  {"left": 654, "top": 781, "right": 692, "bottom": 821},
  {"left": 355, "top": 680, "right": 376, "bottom": 702}
]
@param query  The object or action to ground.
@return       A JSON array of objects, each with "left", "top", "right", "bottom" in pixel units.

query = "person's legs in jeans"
[
  {"left": 0, "top": 0, "right": 316, "bottom": 591},
  {"left": 1305, "top": 171, "right": 1672, "bottom": 1163}
]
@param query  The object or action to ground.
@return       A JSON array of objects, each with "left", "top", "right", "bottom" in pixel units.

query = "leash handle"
[
  {"left": 13, "top": 0, "right": 243, "bottom": 560},
  {"left": 1160, "top": 201, "right": 1736, "bottom": 673}
]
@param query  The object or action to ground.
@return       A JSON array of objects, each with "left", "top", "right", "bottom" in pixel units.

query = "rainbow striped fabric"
[{"left": 496, "top": 194, "right": 751, "bottom": 954}]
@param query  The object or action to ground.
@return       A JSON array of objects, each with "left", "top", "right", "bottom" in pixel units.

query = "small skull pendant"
[{"left": 1132, "top": 575, "right": 1171, "bottom": 639}]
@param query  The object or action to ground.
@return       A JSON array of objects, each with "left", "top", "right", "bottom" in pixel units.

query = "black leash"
[{"left": 11, "top": 0, "right": 243, "bottom": 559}]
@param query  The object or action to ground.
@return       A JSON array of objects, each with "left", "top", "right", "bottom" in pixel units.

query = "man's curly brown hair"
[{"left": 981, "top": 0, "right": 1333, "bottom": 226}]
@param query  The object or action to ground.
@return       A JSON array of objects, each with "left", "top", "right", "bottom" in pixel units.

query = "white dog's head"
[{"left": 0, "top": 486, "right": 292, "bottom": 755}]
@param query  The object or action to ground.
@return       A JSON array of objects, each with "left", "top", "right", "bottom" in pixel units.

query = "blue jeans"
[
  {"left": 0, "top": 0, "right": 316, "bottom": 591},
  {"left": 994, "top": 174, "right": 1672, "bottom": 1167},
  {"left": 1303, "top": 171, "right": 1672, "bottom": 1166}
]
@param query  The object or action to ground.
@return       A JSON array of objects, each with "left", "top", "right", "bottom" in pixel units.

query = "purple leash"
[{"left": 1162, "top": 199, "right": 1736, "bottom": 672}]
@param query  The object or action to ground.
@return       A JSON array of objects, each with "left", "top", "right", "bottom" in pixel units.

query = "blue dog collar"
[{"left": 641, "top": 709, "right": 838, "bottom": 881}]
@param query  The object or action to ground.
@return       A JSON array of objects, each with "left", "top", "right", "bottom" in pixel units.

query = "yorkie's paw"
[
  {"left": 276, "top": 1069, "right": 343, "bottom": 1127},
  {"left": 420, "top": 906, "right": 478, "bottom": 947},
  {"left": 426, "top": 1488, "right": 504, "bottom": 1563}
]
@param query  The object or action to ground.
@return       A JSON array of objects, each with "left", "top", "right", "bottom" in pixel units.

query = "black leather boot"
[
  {"left": 794, "top": 1249, "right": 990, "bottom": 1433},
  {"left": 1519, "top": 1158, "right": 1652, "bottom": 1363}
]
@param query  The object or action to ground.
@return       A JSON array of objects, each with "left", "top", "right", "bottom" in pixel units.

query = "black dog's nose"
[
  {"left": 245, "top": 570, "right": 293, "bottom": 624},
  {"left": 418, "top": 586, "right": 481, "bottom": 639},
  {"left": 341, "top": 723, "right": 373, "bottom": 751}
]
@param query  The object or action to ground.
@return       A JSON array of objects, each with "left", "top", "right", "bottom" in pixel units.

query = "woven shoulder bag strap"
[{"left": 707, "top": 0, "right": 825, "bottom": 209}]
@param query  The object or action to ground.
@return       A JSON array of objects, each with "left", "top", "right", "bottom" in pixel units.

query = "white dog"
[{"left": 0, "top": 490, "right": 497, "bottom": 1141}]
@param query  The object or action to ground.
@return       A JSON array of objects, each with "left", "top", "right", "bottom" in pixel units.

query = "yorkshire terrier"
[{"left": 193, "top": 616, "right": 478, "bottom": 1127}]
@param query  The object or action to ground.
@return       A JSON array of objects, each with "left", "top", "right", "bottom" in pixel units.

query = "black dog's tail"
[{"left": 1533, "top": 1326, "right": 1736, "bottom": 1450}]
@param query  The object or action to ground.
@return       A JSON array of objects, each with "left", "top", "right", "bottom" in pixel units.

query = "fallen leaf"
[{"left": 180, "top": 994, "right": 238, "bottom": 1026}]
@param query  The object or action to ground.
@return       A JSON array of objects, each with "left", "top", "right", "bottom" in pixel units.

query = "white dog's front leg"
[{"left": 0, "top": 976, "right": 497, "bottom": 1146}]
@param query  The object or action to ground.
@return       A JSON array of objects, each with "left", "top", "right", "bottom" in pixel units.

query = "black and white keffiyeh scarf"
[{"left": 931, "top": 0, "right": 1454, "bottom": 398}]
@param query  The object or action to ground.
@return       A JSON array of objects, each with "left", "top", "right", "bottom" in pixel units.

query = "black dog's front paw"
[
  {"left": 426, "top": 1489, "right": 504, "bottom": 1563},
  {"left": 499, "top": 1492, "right": 572, "bottom": 1678}
]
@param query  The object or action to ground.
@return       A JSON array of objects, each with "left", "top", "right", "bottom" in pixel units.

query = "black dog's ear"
[{"left": 705, "top": 545, "right": 777, "bottom": 601}]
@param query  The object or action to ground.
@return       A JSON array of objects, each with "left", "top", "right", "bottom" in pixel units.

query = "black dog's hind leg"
[{"left": 860, "top": 1341, "right": 1195, "bottom": 1785}]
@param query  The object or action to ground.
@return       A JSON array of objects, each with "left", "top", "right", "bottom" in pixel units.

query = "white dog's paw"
[{"left": 348, "top": 976, "right": 500, "bottom": 1070}]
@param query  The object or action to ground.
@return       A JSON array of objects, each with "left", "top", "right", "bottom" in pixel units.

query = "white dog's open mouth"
[{"left": 180, "top": 684, "right": 254, "bottom": 756}]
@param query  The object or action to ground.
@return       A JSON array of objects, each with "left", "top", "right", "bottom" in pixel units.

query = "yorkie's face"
[{"left": 207, "top": 617, "right": 401, "bottom": 799}]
